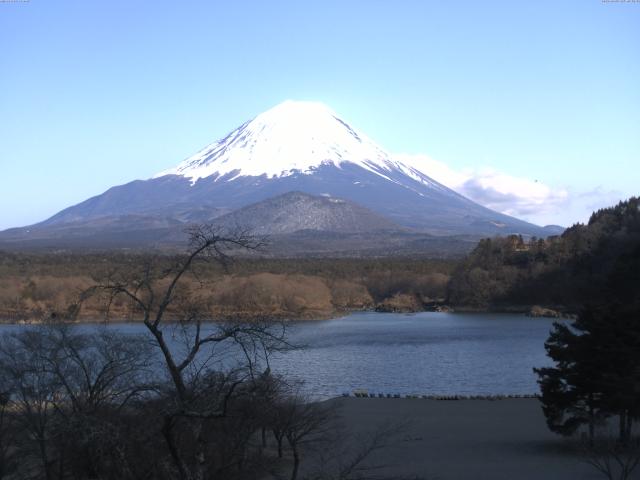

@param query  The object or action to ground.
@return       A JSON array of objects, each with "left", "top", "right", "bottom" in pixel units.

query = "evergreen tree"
[
  {"left": 535, "top": 245, "right": 640, "bottom": 443},
  {"left": 534, "top": 316, "right": 605, "bottom": 441}
]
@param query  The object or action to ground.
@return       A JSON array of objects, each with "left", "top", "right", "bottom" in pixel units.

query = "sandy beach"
[{"left": 329, "top": 397, "right": 601, "bottom": 480}]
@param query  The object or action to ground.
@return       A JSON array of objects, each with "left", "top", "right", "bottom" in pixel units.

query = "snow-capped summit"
[
  {"left": 156, "top": 100, "right": 432, "bottom": 187},
  {"left": 2, "top": 100, "right": 557, "bottom": 249}
]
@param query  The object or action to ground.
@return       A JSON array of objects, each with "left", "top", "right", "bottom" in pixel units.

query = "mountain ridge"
[{"left": 0, "top": 100, "right": 561, "bottom": 252}]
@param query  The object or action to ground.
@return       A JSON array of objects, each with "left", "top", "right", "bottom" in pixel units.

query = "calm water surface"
[
  {"left": 277, "top": 312, "right": 560, "bottom": 397},
  {"left": 0, "top": 312, "right": 561, "bottom": 398}
]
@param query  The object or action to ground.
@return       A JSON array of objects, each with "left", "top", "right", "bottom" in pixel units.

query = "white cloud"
[{"left": 393, "top": 153, "right": 570, "bottom": 226}]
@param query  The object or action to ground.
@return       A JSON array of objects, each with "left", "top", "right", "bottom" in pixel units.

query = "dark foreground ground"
[{"left": 328, "top": 397, "right": 601, "bottom": 480}]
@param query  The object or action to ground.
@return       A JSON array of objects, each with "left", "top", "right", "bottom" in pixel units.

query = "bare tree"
[
  {"left": 306, "top": 419, "right": 419, "bottom": 480},
  {"left": 0, "top": 327, "right": 64, "bottom": 480},
  {"left": 83, "top": 225, "right": 292, "bottom": 480},
  {"left": 0, "top": 390, "right": 17, "bottom": 479},
  {"left": 0, "top": 225, "right": 335, "bottom": 480},
  {"left": 0, "top": 323, "right": 155, "bottom": 480},
  {"left": 582, "top": 436, "right": 640, "bottom": 480},
  {"left": 268, "top": 392, "right": 335, "bottom": 480}
]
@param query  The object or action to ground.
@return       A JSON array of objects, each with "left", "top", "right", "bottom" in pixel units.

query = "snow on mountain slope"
[
  {"left": 155, "top": 100, "right": 448, "bottom": 194},
  {"left": 0, "top": 100, "right": 555, "bottom": 246}
]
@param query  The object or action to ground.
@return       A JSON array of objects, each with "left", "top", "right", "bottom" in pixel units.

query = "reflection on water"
[{"left": 0, "top": 312, "right": 562, "bottom": 398}]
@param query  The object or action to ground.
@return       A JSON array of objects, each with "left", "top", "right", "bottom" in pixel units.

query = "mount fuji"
[{"left": 0, "top": 100, "right": 558, "bottom": 252}]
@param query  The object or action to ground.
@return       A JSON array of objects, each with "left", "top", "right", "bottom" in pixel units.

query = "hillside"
[
  {"left": 211, "top": 191, "right": 402, "bottom": 235},
  {"left": 447, "top": 197, "right": 640, "bottom": 312}
]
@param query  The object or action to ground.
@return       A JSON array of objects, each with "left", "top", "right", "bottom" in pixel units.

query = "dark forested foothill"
[{"left": 447, "top": 197, "right": 640, "bottom": 314}]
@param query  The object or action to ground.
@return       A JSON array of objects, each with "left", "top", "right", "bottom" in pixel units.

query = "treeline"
[
  {"left": 447, "top": 197, "right": 640, "bottom": 312},
  {"left": 0, "top": 253, "right": 455, "bottom": 281},
  {"left": 0, "top": 254, "right": 456, "bottom": 322}
]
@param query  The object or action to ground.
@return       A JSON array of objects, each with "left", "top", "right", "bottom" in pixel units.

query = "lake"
[
  {"left": 0, "top": 312, "right": 561, "bottom": 398},
  {"left": 276, "top": 312, "right": 560, "bottom": 398}
]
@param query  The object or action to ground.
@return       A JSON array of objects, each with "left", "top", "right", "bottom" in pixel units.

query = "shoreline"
[
  {"left": 345, "top": 391, "right": 540, "bottom": 400},
  {"left": 0, "top": 304, "right": 572, "bottom": 325}
]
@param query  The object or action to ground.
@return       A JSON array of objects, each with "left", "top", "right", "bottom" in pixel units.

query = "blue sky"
[{"left": 1, "top": 0, "right": 638, "bottom": 229}]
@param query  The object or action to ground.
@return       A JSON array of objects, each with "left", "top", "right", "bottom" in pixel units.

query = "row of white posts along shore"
[{"left": 345, "top": 390, "right": 540, "bottom": 400}]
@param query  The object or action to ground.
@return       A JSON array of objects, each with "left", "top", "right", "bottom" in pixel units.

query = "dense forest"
[{"left": 448, "top": 197, "right": 640, "bottom": 313}]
